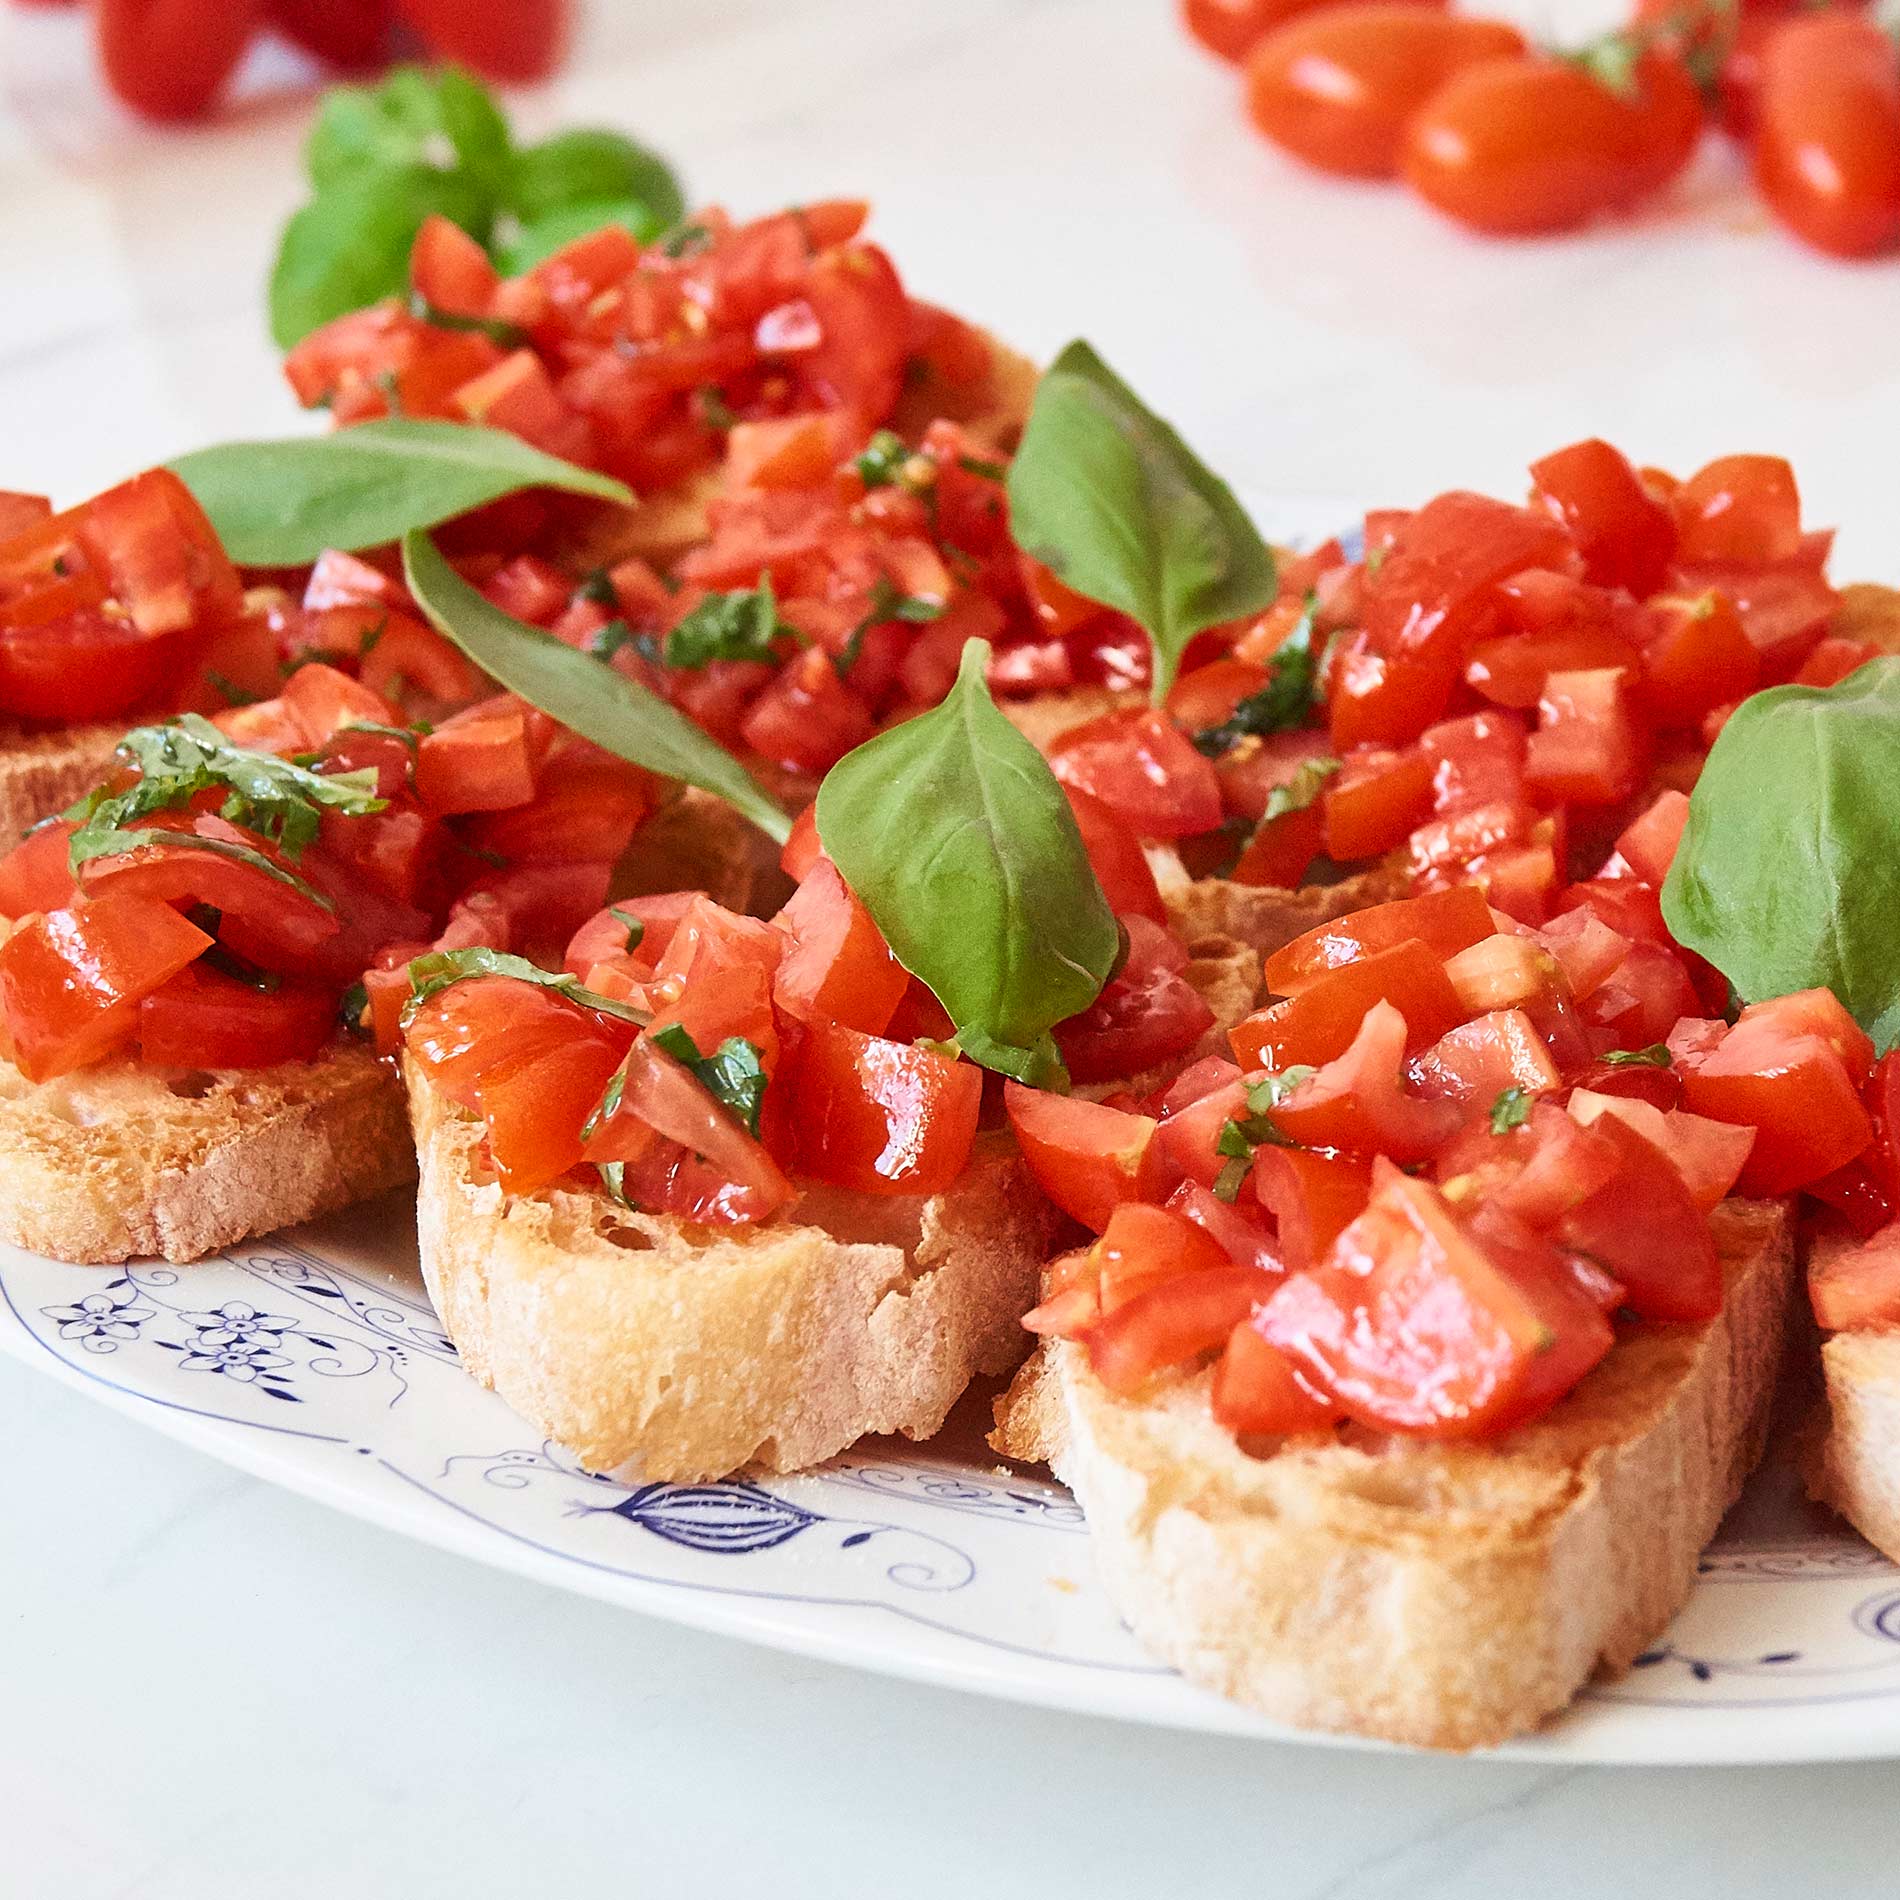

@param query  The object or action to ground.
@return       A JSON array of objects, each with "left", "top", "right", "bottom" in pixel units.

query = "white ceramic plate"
[
  {"left": 2, "top": 1195, "right": 1897, "bottom": 1766},
  {"left": 5, "top": 494, "right": 1898, "bottom": 1765}
]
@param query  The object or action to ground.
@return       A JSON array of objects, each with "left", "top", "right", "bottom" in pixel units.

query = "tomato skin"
[
  {"left": 1085, "top": 1266, "right": 1274, "bottom": 1398},
  {"left": 1062, "top": 786, "right": 1167, "bottom": 924},
  {"left": 788, "top": 1021, "right": 982, "bottom": 1197},
  {"left": 1264, "top": 883, "right": 1496, "bottom": 995},
  {"left": 1182, "top": 0, "right": 1372, "bottom": 62},
  {"left": 1050, "top": 709, "right": 1224, "bottom": 842},
  {"left": 1265, "top": 999, "right": 1464, "bottom": 1163},
  {"left": 1529, "top": 438, "right": 1676, "bottom": 596},
  {"left": 395, "top": 0, "right": 569, "bottom": 81},
  {"left": 1322, "top": 745, "right": 1433, "bottom": 860},
  {"left": 97, "top": 0, "right": 261, "bottom": 120},
  {"left": 1213, "top": 1321, "right": 1342, "bottom": 1434},
  {"left": 1755, "top": 15, "right": 1900, "bottom": 259},
  {"left": 1005, "top": 1084, "right": 1162, "bottom": 1233},
  {"left": 1244, "top": 7, "right": 1526, "bottom": 180},
  {"left": 1232, "top": 937, "right": 1464, "bottom": 1071},
  {"left": 0, "top": 820, "right": 78, "bottom": 916},
  {"left": 770, "top": 857, "right": 908, "bottom": 1037},
  {"left": 0, "top": 897, "right": 212, "bottom": 1082},
  {"left": 1251, "top": 1144, "right": 1374, "bottom": 1271},
  {"left": 1055, "top": 916, "right": 1216, "bottom": 1085},
  {"left": 265, "top": 0, "right": 392, "bottom": 68},
  {"left": 1672, "top": 456, "right": 1803, "bottom": 567},
  {"left": 138, "top": 965, "right": 336, "bottom": 1069},
  {"left": 1403, "top": 51, "right": 1701, "bottom": 237}
]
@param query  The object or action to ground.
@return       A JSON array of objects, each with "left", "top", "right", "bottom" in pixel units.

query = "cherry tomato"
[
  {"left": 1182, "top": 0, "right": 1390, "bottom": 63},
  {"left": 265, "top": 0, "right": 391, "bottom": 67},
  {"left": 1754, "top": 14, "right": 1900, "bottom": 258},
  {"left": 1244, "top": 6, "right": 1526, "bottom": 179},
  {"left": 1404, "top": 48, "right": 1703, "bottom": 236},
  {"left": 97, "top": 0, "right": 261, "bottom": 120},
  {"left": 395, "top": 0, "right": 570, "bottom": 81}
]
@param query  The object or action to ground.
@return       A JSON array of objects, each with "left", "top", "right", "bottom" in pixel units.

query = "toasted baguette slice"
[
  {"left": 409, "top": 929, "right": 1261, "bottom": 1481},
  {"left": 0, "top": 723, "right": 127, "bottom": 846},
  {"left": 993, "top": 1199, "right": 1797, "bottom": 1751},
  {"left": 0, "top": 1044, "right": 413, "bottom": 1265},
  {"left": 1805, "top": 1224, "right": 1900, "bottom": 1560}
]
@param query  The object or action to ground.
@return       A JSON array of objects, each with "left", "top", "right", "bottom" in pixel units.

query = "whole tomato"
[
  {"left": 1244, "top": 5, "right": 1525, "bottom": 178},
  {"left": 1754, "top": 14, "right": 1900, "bottom": 257},
  {"left": 1402, "top": 47, "right": 1703, "bottom": 235},
  {"left": 1181, "top": 0, "right": 1441, "bottom": 64},
  {"left": 96, "top": 0, "right": 261, "bottom": 120},
  {"left": 395, "top": 0, "right": 571, "bottom": 82},
  {"left": 266, "top": 0, "right": 393, "bottom": 68}
]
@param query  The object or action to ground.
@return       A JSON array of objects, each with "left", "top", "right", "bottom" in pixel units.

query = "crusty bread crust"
[
  {"left": 994, "top": 1198, "right": 1797, "bottom": 1750},
  {"left": 1806, "top": 1224, "right": 1900, "bottom": 1560},
  {"left": 0, "top": 723, "right": 125, "bottom": 847},
  {"left": 408, "top": 1061, "right": 1065, "bottom": 1480},
  {"left": 0, "top": 1044, "right": 413, "bottom": 1265}
]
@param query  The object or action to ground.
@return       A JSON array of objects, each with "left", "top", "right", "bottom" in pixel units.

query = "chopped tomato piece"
[
  {"left": 1085, "top": 1265, "right": 1273, "bottom": 1396},
  {"left": 1062, "top": 784, "right": 1166, "bottom": 923},
  {"left": 1056, "top": 915, "right": 1214, "bottom": 1084},
  {"left": 1049, "top": 708, "right": 1223, "bottom": 841},
  {"left": 1567, "top": 1089, "right": 1755, "bottom": 1211},
  {"left": 1410, "top": 1008, "right": 1560, "bottom": 1106},
  {"left": 1261, "top": 1161, "right": 1612, "bottom": 1436},
  {"left": 1166, "top": 1180, "right": 1283, "bottom": 1276},
  {"left": 1553, "top": 1111, "right": 1724, "bottom": 1321},
  {"left": 0, "top": 820, "right": 78, "bottom": 916},
  {"left": 789, "top": 1020, "right": 981, "bottom": 1196},
  {"left": 1232, "top": 937, "right": 1464, "bottom": 1072},
  {"left": 1321, "top": 744, "right": 1432, "bottom": 860},
  {"left": 1265, "top": 1000, "right": 1463, "bottom": 1163},
  {"left": 1681, "top": 996, "right": 1876, "bottom": 1195},
  {"left": 1212, "top": 1321, "right": 1342, "bottom": 1435},
  {"left": 1639, "top": 591, "right": 1760, "bottom": 728},
  {"left": 1810, "top": 1221, "right": 1900, "bottom": 1332},
  {"left": 138, "top": 965, "right": 336, "bottom": 1069},
  {"left": 1524, "top": 667, "right": 1645, "bottom": 806},
  {"left": 1230, "top": 801, "right": 1325, "bottom": 888},
  {"left": 0, "top": 896, "right": 212, "bottom": 1082},
  {"left": 1005, "top": 1084, "right": 1162, "bottom": 1233},
  {"left": 1672, "top": 455, "right": 1802, "bottom": 567},
  {"left": 1251, "top": 1144, "right": 1374, "bottom": 1271},
  {"left": 415, "top": 699, "right": 540, "bottom": 815},
  {"left": 1264, "top": 884, "right": 1496, "bottom": 995},
  {"left": 1529, "top": 437, "right": 1675, "bottom": 595},
  {"left": 771, "top": 857, "right": 908, "bottom": 1035},
  {"left": 781, "top": 802, "right": 823, "bottom": 883},
  {"left": 1615, "top": 789, "right": 1691, "bottom": 886}
]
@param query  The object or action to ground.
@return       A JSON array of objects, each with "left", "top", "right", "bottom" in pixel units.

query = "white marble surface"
[{"left": 3, "top": 2, "right": 1900, "bottom": 1890}]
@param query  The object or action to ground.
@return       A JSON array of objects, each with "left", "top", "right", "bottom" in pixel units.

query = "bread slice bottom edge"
[
  {"left": 994, "top": 1198, "right": 1798, "bottom": 1751},
  {"left": 1811, "top": 1325, "right": 1900, "bottom": 1564},
  {"left": 0, "top": 1043, "right": 414, "bottom": 1265}
]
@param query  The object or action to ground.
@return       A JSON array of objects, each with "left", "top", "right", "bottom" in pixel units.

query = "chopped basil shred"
[
  {"left": 662, "top": 580, "right": 795, "bottom": 669},
  {"left": 1490, "top": 1087, "right": 1533, "bottom": 1134},
  {"left": 648, "top": 1023, "right": 769, "bottom": 1137},
  {"left": 66, "top": 715, "right": 386, "bottom": 869},
  {"left": 1262, "top": 756, "right": 1341, "bottom": 825},
  {"left": 607, "top": 906, "right": 646, "bottom": 953},
  {"left": 1601, "top": 1043, "right": 1673, "bottom": 1068},
  {"left": 1192, "top": 595, "right": 1322, "bottom": 758},
  {"left": 1212, "top": 1068, "right": 1314, "bottom": 1190},
  {"left": 401, "top": 947, "right": 651, "bottom": 1027}
]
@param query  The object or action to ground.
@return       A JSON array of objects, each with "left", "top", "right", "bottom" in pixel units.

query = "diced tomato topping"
[
  {"left": 1264, "top": 1001, "right": 1463, "bottom": 1164},
  {"left": 1530, "top": 437, "right": 1675, "bottom": 595},
  {"left": 1251, "top": 1145, "right": 1374, "bottom": 1272},
  {"left": 1056, "top": 915, "right": 1214, "bottom": 1084},
  {"left": 1212, "top": 1321, "right": 1343, "bottom": 1435},
  {"left": 1050, "top": 708, "right": 1224, "bottom": 842},
  {"left": 770, "top": 857, "right": 908, "bottom": 1035},
  {"left": 1811, "top": 1221, "right": 1900, "bottom": 1333},
  {"left": 1005, "top": 1084, "right": 1161, "bottom": 1233},
  {"left": 138, "top": 966, "right": 337, "bottom": 1070},
  {"left": 1232, "top": 937, "right": 1464, "bottom": 1071},
  {"left": 1263, "top": 884, "right": 1496, "bottom": 994}
]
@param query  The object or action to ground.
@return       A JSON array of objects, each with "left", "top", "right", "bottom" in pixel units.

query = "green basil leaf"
[
  {"left": 1006, "top": 338, "right": 1276, "bottom": 702},
  {"left": 402, "top": 530, "right": 792, "bottom": 845},
  {"left": 647, "top": 1024, "right": 768, "bottom": 1138},
  {"left": 1661, "top": 658, "right": 1900, "bottom": 1048},
  {"left": 270, "top": 163, "right": 494, "bottom": 349},
  {"left": 505, "top": 128, "right": 683, "bottom": 228},
  {"left": 496, "top": 198, "right": 661, "bottom": 275},
  {"left": 1491, "top": 1087, "right": 1533, "bottom": 1134},
  {"left": 815, "top": 638, "right": 1119, "bottom": 1088},
  {"left": 402, "top": 947, "right": 650, "bottom": 1027},
  {"left": 306, "top": 65, "right": 510, "bottom": 199},
  {"left": 171, "top": 419, "right": 631, "bottom": 567}
]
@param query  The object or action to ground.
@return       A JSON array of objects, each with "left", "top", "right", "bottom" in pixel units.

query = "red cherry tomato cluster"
[
  {"left": 1184, "top": 0, "right": 1900, "bottom": 257},
  {"left": 12, "top": 0, "right": 570, "bottom": 123}
]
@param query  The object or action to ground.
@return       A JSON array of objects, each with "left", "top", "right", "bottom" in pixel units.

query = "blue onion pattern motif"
[
  {"left": 604, "top": 1482, "right": 822, "bottom": 1554},
  {"left": 44, "top": 1288, "right": 155, "bottom": 1353}
]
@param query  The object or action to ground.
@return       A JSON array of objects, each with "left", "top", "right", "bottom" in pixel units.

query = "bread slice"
[
  {"left": 1805, "top": 1224, "right": 1900, "bottom": 1560},
  {"left": 0, "top": 1043, "right": 413, "bottom": 1265},
  {"left": 408, "top": 928, "right": 1262, "bottom": 1481},
  {"left": 0, "top": 722, "right": 127, "bottom": 848},
  {"left": 993, "top": 1197, "right": 1797, "bottom": 1751}
]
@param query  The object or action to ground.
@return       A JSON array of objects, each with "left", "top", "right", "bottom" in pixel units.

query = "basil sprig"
[
  {"left": 1662, "top": 657, "right": 1900, "bottom": 1048},
  {"left": 66, "top": 717, "right": 386, "bottom": 867},
  {"left": 402, "top": 947, "right": 651, "bottom": 1027},
  {"left": 1006, "top": 339, "right": 1276, "bottom": 702},
  {"left": 171, "top": 420, "right": 631, "bottom": 568},
  {"left": 272, "top": 65, "right": 682, "bottom": 347},
  {"left": 401, "top": 530, "right": 792, "bottom": 845},
  {"left": 815, "top": 639, "right": 1119, "bottom": 1090}
]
